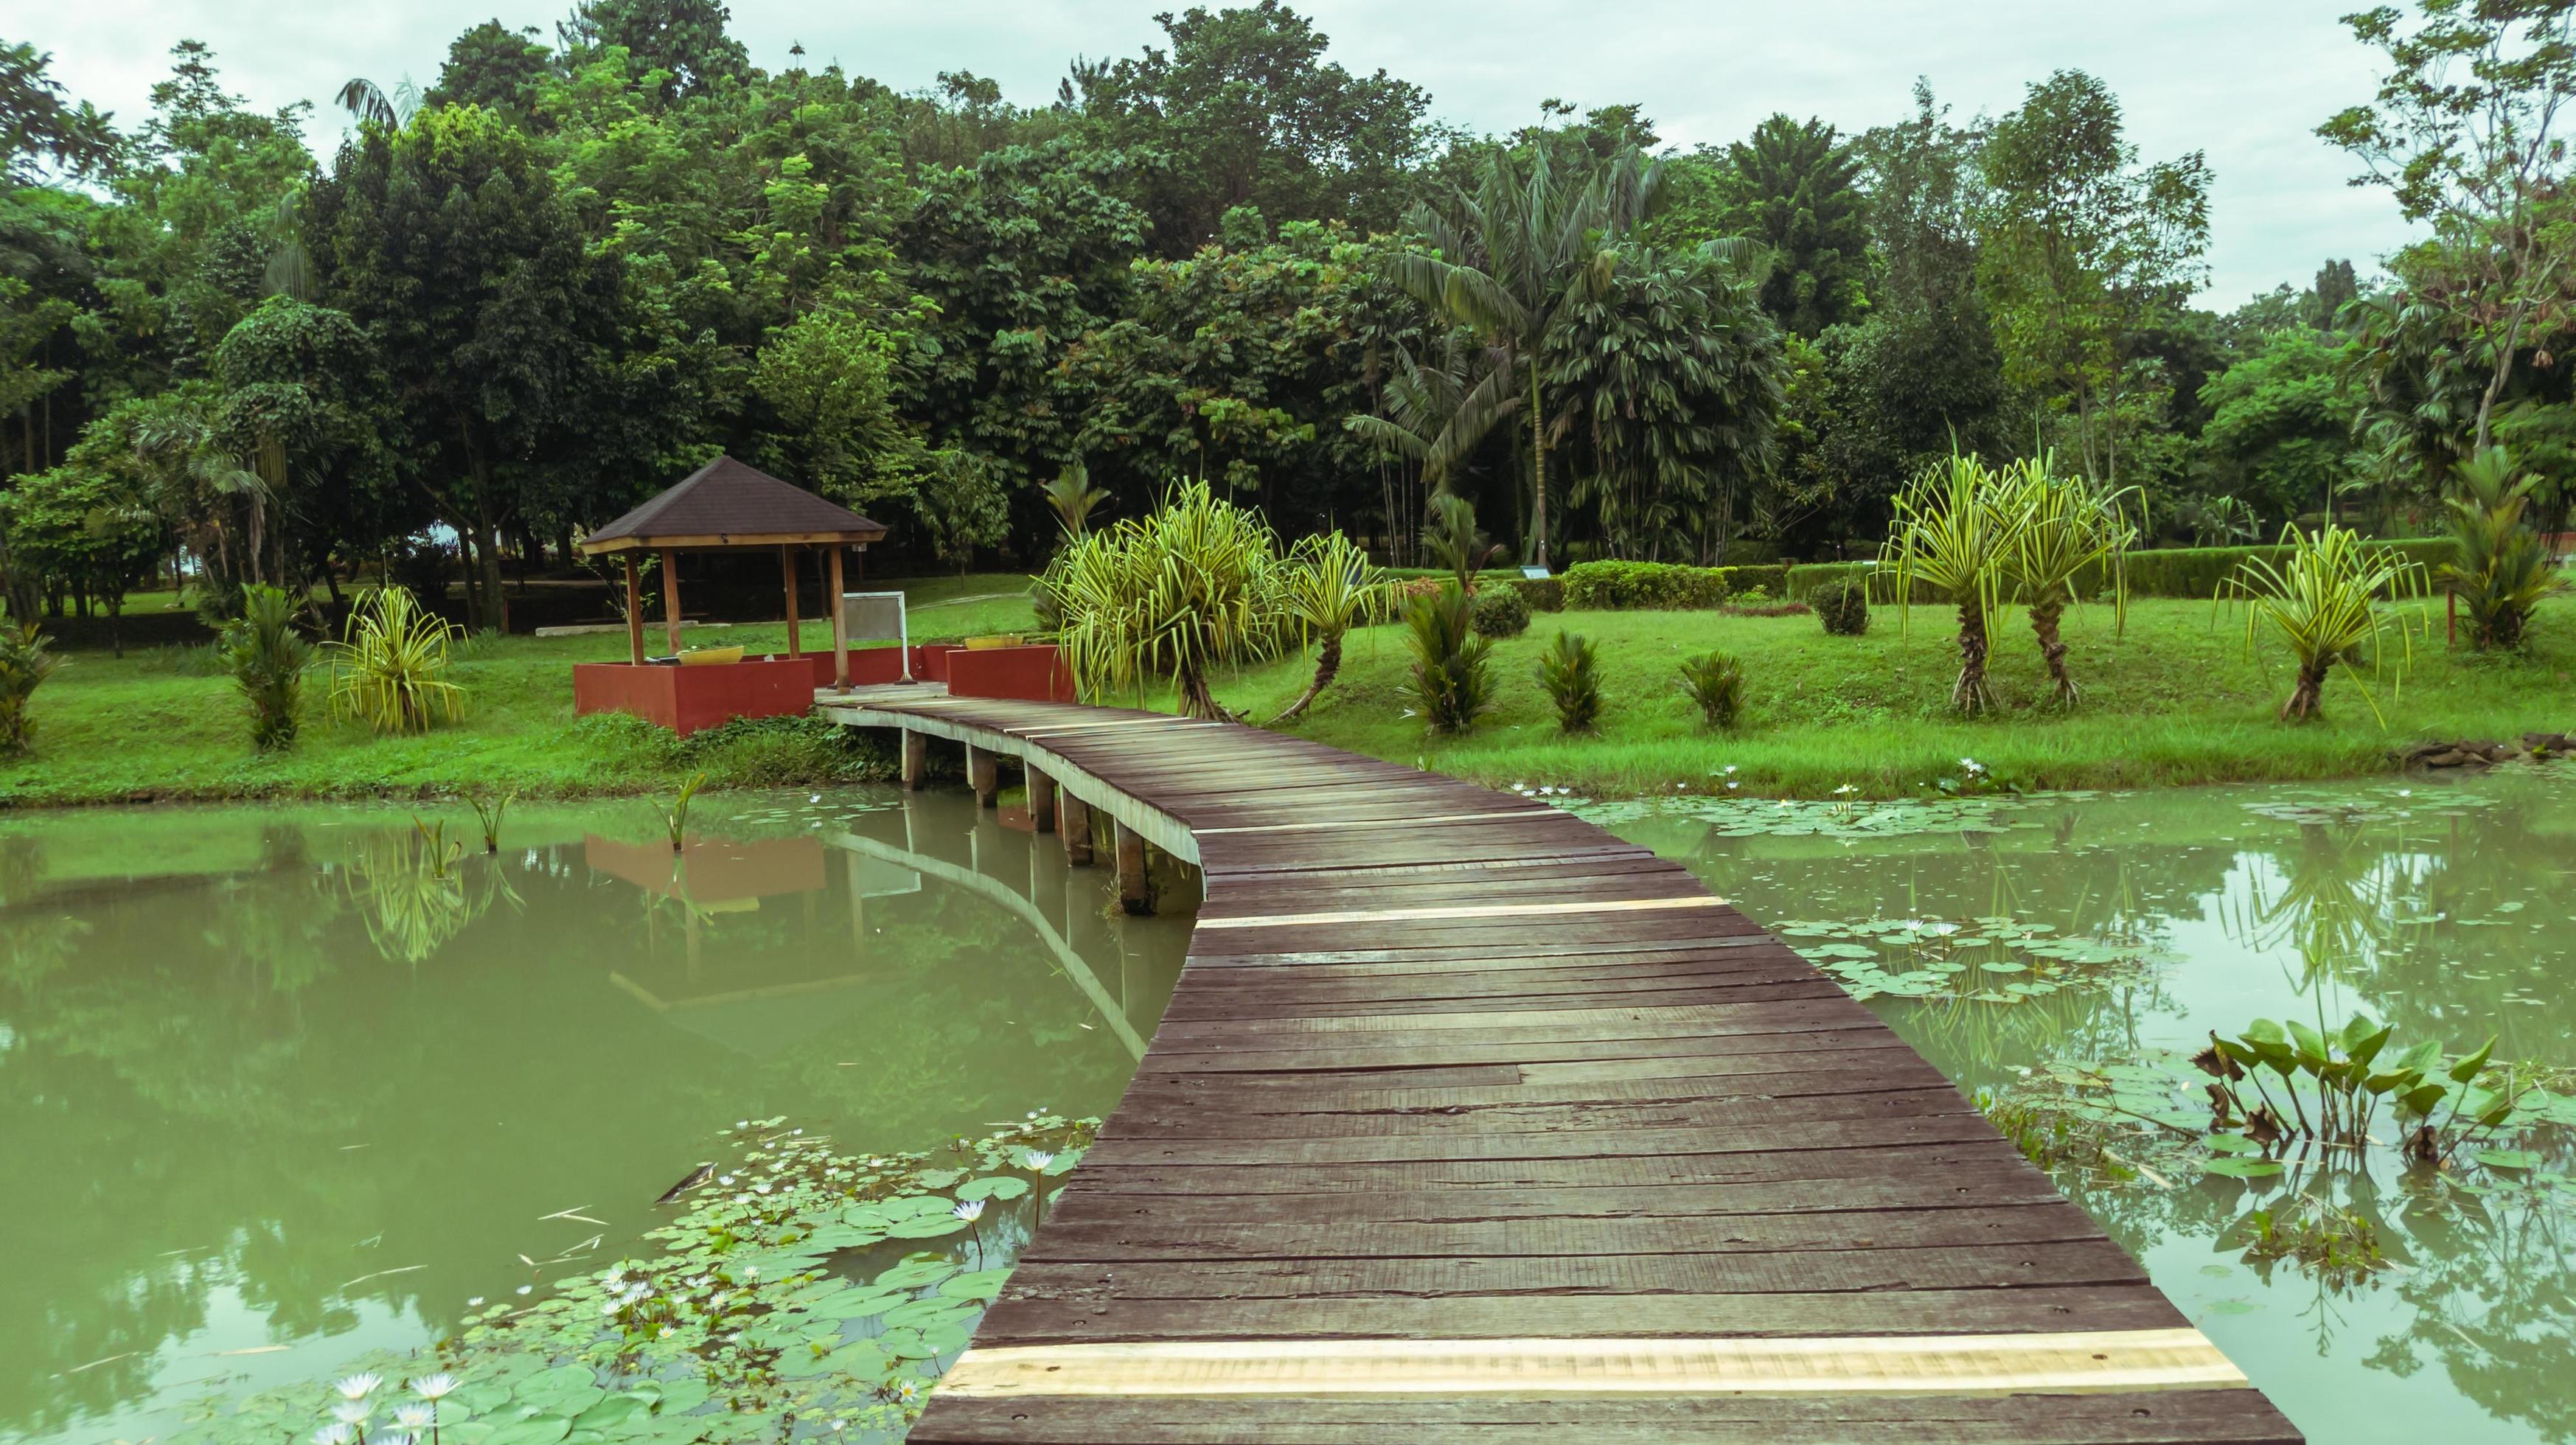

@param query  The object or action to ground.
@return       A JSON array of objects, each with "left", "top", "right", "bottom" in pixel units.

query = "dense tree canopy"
[{"left": 2, "top": 0, "right": 2569, "bottom": 624}]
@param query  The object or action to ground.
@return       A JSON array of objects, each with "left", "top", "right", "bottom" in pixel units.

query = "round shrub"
[
  {"left": 1815, "top": 577, "right": 1871, "bottom": 636},
  {"left": 1469, "top": 585, "right": 1531, "bottom": 638}
]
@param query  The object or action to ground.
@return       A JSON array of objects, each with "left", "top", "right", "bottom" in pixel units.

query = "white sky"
[{"left": 29, "top": 0, "right": 2418, "bottom": 307}]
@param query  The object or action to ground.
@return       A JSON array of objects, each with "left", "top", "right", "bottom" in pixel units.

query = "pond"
[
  {"left": 1582, "top": 768, "right": 2576, "bottom": 1444},
  {"left": 0, "top": 790, "right": 1194, "bottom": 1445}
]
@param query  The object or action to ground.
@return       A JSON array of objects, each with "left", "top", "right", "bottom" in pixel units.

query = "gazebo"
[{"left": 571, "top": 456, "right": 888, "bottom": 733}]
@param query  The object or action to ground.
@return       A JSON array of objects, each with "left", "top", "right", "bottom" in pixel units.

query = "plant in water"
[
  {"left": 1402, "top": 579, "right": 1492, "bottom": 734},
  {"left": 2231, "top": 1195, "right": 2387, "bottom": 1291},
  {"left": 2218, "top": 523, "right": 2429, "bottom": 722},
  {"left": 1679, "top": 651, "right": 1745, "bottom": 729},
  {"left": 329, "top": 586, "right": 464, "bottom": 734},
  {"left": 1881, "top": 453, "right": 2030, "bottom": 714},
  {"left": 0, "top": 615, "right": 58, "bottom": 755},
  {"left": 2002, "top": 457, "right": 2138, "bottom": 706},
  {"left": 1537, "top": 629, "right": 1601, "bottom": 733},
  {"left": 666, "top": 772, "right": 707, "bottom": 851},
  {"left": 2439, "top": 446, "right": 2560, "bottom": 650},
  {"left": 1043, "top": 479, "right": 1285, "bottom": 719},
  {"left": 1270, "top": 531, "right": 1395, "bottom": 724},
  {"left": 218, "top": 583, "right": 314, "bottom": 751},
  {"left": 2193, "top": 1014, "right": 2530, "bottom": 1168},
  {"left": 468, "top": 790, "right": 515, "bottom": 853}
]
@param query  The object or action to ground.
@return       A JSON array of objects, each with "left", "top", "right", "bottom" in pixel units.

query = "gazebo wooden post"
[
  {"left": 622, "top": 554, "right": 644, "bottom": 665},
  {"left": 661, "top": 548, "right": 683, "bottom": 656},
  {"left": 827, "top": 546, "right": 849, "bottom": 687},
  {"left": 779, "top": 545, "right": 801, "bottom": 658}
]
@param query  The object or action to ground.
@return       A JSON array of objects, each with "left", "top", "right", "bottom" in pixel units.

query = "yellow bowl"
[{"left": 677, "top": 646, "right": 746, "bottom": 666}]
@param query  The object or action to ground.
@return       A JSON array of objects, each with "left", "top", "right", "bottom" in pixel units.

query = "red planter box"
[
  {"left": 784, "top": 647, "right": 926, "bottom": 688},
  {"left": 948, "top": 644, "right": 1076, "bottom": 703},
  {"left": 572, "top": 658, "right": 818, "bottom": 737}
]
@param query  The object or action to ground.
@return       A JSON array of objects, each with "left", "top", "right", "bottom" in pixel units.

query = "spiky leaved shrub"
[
  {"left": 1679, "top": 651, "right": 1745, "bottom": 730},
  {"left": 2219, "top": 523, "right": 2429, "bottom": 722},
  {"left": 1537, "top": 630, "right": 1601, "bottom": 733},
  {"left": 1814, "top": 578, "right": 1870, "bottom": 636},
  {"left": 0, "top": 617, "right": 58, "bottom": 755},
  {"left": 220, "top": 583, "right": 315, "bottom": 751},
  {"left": 329, "top": 586, "right": 465, "bottom": 734},
  {"left": 1403, "top": 580, "right": 1492, "bottom": 734},
  {"left": 1470, "top": 584, "right": 1531, "bottom": 638}
]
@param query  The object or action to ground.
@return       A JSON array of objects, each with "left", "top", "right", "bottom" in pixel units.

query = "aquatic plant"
[
  {"left": 467, "top": 791, "right": 514, "bottom": 854},
  {"left": 664, "top": 773, "right": 706, "bottom": 852},
  {"left": 2195, "top": 1014, "right": 2532, "bottom": 1167},
  {"left": 1402, "top": 579, "right": 1492, "bottom": 734},
  {"left": 1881, "top": 453, "right": 2030, "bottom": 714},
  {"left": 329, "top": 587, "right": 464, "bottom": 734},
  {"left": 1270, "top": 531, "right": 1396, "bottom": 725},
  {"left": 219, "top": 583, "right": 314, "bottom": 751},
  {"left": 2217, "top": 523, "right": 2429, "bottom": 722},
  {"left": 1537, "top": 630, "right": 1601, "bottom": 733},
  {"left": 0, "top": 615, "right": 58, "bottom": 755},
  {"left": 1678, "top": 651, "right": 1744, "bottom": 729},
  {"left": 2231, "top": 1196, "right": 2387, "bottom": 1292}
]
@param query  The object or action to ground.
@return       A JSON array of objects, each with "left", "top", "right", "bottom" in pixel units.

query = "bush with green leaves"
[
  {"left": 1402, "top": 580, "right": 1492, "bottom": 734},
  {"left": 2218, "top": 523, "right": 2429, "bottom": 722},
  {"left": 0, "top": 617, "right": 58, "bottom": 755},
  {"left": 1537, "top": 630, "right": 1601, "bottom": 733},
  {"left": 1814, "top": 577, "right": 1870, "bottom": 636},
  {"left": 1469, "top": 584, "right": 1531, "bottom": 638},
  {"left": 2440, "top": 447, "right": 2560, "bottom": 650},
  {"left": 219, "top": 584, "right": 315, "bottom": 751},
  {"left": 1562, "top": 560, "right": 1790, "bottom": 610},
  {"left": 1510, "top": 577, "right": 1565, "bottom": 611},
  {"left": 329, "top": 586, "right": 466, "bottom": 734},
  {"left": 1679, "top": 651, "right": 1745, "bottom": 730}
]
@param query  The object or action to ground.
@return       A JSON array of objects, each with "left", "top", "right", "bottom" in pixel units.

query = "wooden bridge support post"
[
  {"left": 966, "top": 744, "right": 999, "bottom": 807},
  {"left": 1061, "top": 793, "right": 1093, "bottom": 866},
  {"left": 1113, "top": 818, "right": 1152, "bottom": 916},
  {"left": 1027, "top": 768, "right": 1059, "bottom": 833},
  {"left": 899, "top": 728, "right": 927, "bottom": 791}
]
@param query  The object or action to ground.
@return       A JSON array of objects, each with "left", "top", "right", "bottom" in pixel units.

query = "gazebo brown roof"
[
  {"left": 579, "top": 456, "right": 886, "bottom": 554},
  {"left": 577, "top": 456, "right": 885, "bottom": 680}
]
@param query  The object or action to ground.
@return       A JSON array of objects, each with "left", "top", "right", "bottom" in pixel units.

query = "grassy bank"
[
  {"left": 1214, "top": 594, "right": 2576, "bottom": 797},
  {"left": 0, "top": 575, "right": 1037, "bottom": 808}
]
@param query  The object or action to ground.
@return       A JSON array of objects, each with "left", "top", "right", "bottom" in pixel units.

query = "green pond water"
[
  {"left": 8, "top": 771, "right": 2576, "bottom": 1444},
  {"left": 0, "top": 790, "right": 1194, "bottom": 1445},
  {"left": 1585, "top": 768, "right": 2576, "bottom": 1444}
]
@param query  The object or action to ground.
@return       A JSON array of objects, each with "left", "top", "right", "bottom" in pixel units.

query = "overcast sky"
[{"left": 31, "top": 0, "right": 2416, "bottom": 307}]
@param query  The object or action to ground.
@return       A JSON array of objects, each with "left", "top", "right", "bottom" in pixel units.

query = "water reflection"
[
  {"left": 1598, "top": 770, "right": 2576, "bottom": 1442},
  {"left": 0, "top": 790, "right": 1190, "bottom": 1445}
]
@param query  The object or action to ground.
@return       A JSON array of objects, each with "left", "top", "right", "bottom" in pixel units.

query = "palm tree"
[
  {"left": 1883, "top": 453, "right": 2031, "bottom": 714},
  {"left": 335, "top": 76, "right": 422, "bottom": 129},
  {"left": 1343, "top": 332, "right": 1518, "bottom": 565},
  {"left": 1041, "top": 459, "right": 1109, "bottom": 540},
  {"left": 1270, "top": 532, "right": 1395, "bottom": 725},
  {"left": 1396, "top": 144, "right": 1661, "bottom": 571}
]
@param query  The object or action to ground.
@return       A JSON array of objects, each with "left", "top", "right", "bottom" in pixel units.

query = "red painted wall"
[
  {"left": 572, "top": 659, "right": 817, "bottom": 736},
  {"left": 948, "top": 644, "right": 1076, "bottom": 703}
]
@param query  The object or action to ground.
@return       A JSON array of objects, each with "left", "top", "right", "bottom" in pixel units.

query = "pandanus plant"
[
  {"left": 2219, "top": 523, "right": 2429, "bottom": 722},
  {"left": 1882, "top": 453, "right": 2030, "bottom": 714},
  {"left": 1270, "top": 532, "right": 1396, "bottom": 725},
  {"left": 329, "top": 585, "right": 464, "bottom": 734},
  {"left": 2002, "top": 459, "right": 2139, "bottom": 708},
  {"left": 1045, "top": 479, "right": 1286, "bottom": 720}
]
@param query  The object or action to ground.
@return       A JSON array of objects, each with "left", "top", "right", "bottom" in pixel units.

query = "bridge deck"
[{"left": 819, "top": 692, "right": 2300, "bottom": 1444}]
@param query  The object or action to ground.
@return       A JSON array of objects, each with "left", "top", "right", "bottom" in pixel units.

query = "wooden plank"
[{"left": 824, "top": 693, "right": 2297, "bottom": 1444}]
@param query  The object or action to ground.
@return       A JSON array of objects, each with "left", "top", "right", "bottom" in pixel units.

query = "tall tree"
[
  {"left": 1977, "top": 69, "right": 2210, "bottom": 486},
  {"left": 1399, "top": 143, "right": 1660, "bottom": 568},
  {"left": 1, "top": 41, "right": 118, "bottom": 183},
  {"left": 428, "top": 21, "right": 557, "bottom": 119},
  {"left": 1707, "top": 114, "right": 1870, "bottom": 336},
  {"left": 2321, "top": 0, "right": 2576, "bottom": 450},
  {"left": 558, "top": 0, "right": 751, "bottom": 104}
]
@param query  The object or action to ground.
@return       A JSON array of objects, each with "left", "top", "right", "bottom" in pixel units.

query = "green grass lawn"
[
  {"left": 1213, "top": 594, "right": 2576, "bottom": 798},
  {"left": 0, "top": 574, "right": 1037, "bottom": 808}
]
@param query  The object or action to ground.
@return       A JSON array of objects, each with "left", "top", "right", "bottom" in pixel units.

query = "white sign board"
[{"left": 840, "top": 591, "right": 910, "bottom": 680}]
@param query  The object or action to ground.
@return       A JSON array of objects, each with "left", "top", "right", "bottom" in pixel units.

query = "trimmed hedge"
[
  {"left": 1470, "top": 585, "right": 1531, "bottom": 638},
  {"left": 1783, "top": 537, "right": 2458, "bottom": 604},
  {"left": 1508, "top": 576, "right": 1566, "bottom": 612},
  {"left": 1561, "top": 561, "right": 1792, "bottom": 610}
]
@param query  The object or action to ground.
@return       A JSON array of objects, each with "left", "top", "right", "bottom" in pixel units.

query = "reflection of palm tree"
[
  {"left": 344, "top": 831, "right": 501, "bottom": 964},
  {"left": 2229, "top": 822, "right": 2394, "bottom": 989}
]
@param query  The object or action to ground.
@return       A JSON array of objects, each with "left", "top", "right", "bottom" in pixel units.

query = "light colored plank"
[{"left": 1197, "top": 896, "right": 1727, "bottom": 931}]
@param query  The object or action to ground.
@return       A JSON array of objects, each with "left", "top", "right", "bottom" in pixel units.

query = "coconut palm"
[
  {"left": 2439, "top": 447, "right": 2561, "bottom": 650},
  {"left": 2221, "top": 523, "right": 2430, "bottom": 722},
  {"left": 1396, "top": 144, "right": 1661, "bottom": 570},
  {"left": 335, "top": 76, "right": 422, "bottom": 129},
  {"left": 1882, "top": 453, "right": 2032, "bottom": 714},
  {"left": 2002, "top": 456, "right": 2139, "bottom": 707},
  {"left": 1270, "top": 532, "right": 1395, "bottom": 725},
  {"left": 1045, "top": 480, "right": 1287, "bottom": 720}
]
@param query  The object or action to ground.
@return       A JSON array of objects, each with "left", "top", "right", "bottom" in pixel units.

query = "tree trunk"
[
  {"left": 2282, "top": 657, "right": 2330, "bottom": 721},
  {"left": 473, "top": 517, "right": 509, "bottom": 634},
  {"left": 1269, "top": 630, "right": 1343, "bottom": 725},
  {"left": 107, "top": 594, "right": 122, "bottom": 659},
  {"left": 1528, "top": 365, "right": 1549, "bottom": 570},
  {"left": 2030, "top": 595, "right": 2077, "bottom": 706},
  {"left": 1952, "top": 595, "right": 1994, "bottom": 714}
]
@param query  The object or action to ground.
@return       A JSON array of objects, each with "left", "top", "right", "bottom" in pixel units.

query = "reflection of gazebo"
[{"left": 572, "top": 456, "right": 887, "bottom": 732}]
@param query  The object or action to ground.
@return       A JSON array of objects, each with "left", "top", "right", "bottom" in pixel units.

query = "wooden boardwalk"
[{"left": 819, "top": 692, "right": 2301, "bottom": 1444}]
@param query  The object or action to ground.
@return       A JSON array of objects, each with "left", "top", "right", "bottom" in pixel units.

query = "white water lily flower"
[
  {"left": 601, "top": 1299, "right": 623, "bottom": 1317},
  {"left": 330, "top": 1403, "right": 372, "bottom": 1427},
  {"left": 743, "top": 1265, "right": 759, "bottom": 1281},
  {"left": 336, "top": 1374, "right": 383, "bottom": 1402},
  {"left": 894, "top": 1379, "right": 922, "bottom": 1404},
  {"left": 515, "top": 1285, "right": 532, "bottom": 1296},
  {"left": 658, "top": 1325, "right": 675, "bottom": 1339},
  {"left": 313, "top": 1425, "right": 354, "bottom": 1445},
  {"left": 394, "top": 1404, "right": 436, "bottom": 1430},
  {"left": 952, "top": 1199, "right": 986, "bottom": 1223},
  {"left": 464, "top": 1297, "right": 483, "bottom": 1308},
  {"left": 411, "top": 1375, "right": 458, "bottom": 1402},
  {"left": 1022, "top": 1151, "right": 1056, "bottom": 1171},
  {"left": 380, "top": 1432, "right": 417, "bottom": 1445},
  {"left": 1832, "top": 784, "right": 1857, "bottom": 796}
]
